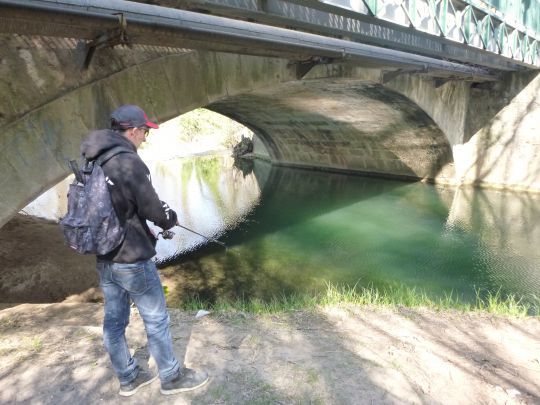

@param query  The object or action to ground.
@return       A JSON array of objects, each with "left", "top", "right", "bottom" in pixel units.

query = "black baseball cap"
[{"left": 110, "top": 105, "right": 159, "bottom": 129}]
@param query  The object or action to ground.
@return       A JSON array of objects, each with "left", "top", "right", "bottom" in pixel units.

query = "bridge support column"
[
  {"left": 455, "top": 71, "right": 540, "bottom": 191},
  {"left": 383, "top": 70, "right": 540, "bottom": 191}
]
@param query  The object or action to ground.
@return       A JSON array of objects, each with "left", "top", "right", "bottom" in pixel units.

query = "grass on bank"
[{"left": 177, "top": 283, "right": 539, "bottom": 318}]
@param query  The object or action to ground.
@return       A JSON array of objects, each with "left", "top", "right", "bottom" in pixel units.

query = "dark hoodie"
[{"left": 80, "top": 129, "right": 177, "bottom": 263}]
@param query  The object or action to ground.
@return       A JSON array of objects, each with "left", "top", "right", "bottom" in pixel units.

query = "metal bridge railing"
[{"left": 322, "top": 0, "right": 540, "bottom": 66}]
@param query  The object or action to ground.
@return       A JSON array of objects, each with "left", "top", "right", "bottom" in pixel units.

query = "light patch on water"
[
  {"left": 148, "top": 154, "right": 261, "bottom": 259},
  {"left": 20, "top": 154, "right": 262, "bottom": 263}
]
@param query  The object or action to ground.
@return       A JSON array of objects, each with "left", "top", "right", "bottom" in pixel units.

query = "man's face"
[{"left": 128, "top": 127, "right": 149, "bottom": 149}]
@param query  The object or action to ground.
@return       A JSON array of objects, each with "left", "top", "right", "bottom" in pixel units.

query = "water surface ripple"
[{"left": 153, "top": 156, "right": 540, "bottom": 307}]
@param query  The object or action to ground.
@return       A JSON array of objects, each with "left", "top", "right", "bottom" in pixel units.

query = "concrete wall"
[
  {"left": 455, "top": 72, "right": 540, "bottom": 190},
  {"left": 0, "top": 35, "right": 186, "bottom": 127},
  {"left": 378, "top": 69, "right": 540, "bottom": 191},
  {"left": 209, "top": 78, "right": 454, "bottom": 181},
  {"left": 0, "top": 37, "right": 295, "bottom": 227},
  {"left": 2, "top": 32, "right": 540, "bottom": 229}
]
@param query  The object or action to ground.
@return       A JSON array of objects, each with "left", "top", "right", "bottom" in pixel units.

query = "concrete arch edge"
[
  {"left": 0, "top": 52, "right": 465, "bottom": 229},
  {"left": 0, "top": 50, "right": 295, "bottom": 228}
]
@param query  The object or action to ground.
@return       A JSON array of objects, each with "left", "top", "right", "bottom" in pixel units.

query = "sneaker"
[
  {"left": 119, "top": 368, "right": 158, "bottom": 397},
  {"left": 160, "top": 367, "right": 209, "bottom": 395}
]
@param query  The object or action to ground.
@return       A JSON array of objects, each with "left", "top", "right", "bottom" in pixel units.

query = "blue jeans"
[{"left": 96, "top": 259, "right": 180, "bottom": 385}]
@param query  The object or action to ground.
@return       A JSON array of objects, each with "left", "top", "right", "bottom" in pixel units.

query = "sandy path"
[{"left": 0, "top": 302, "right": 538, "bottom": 404}]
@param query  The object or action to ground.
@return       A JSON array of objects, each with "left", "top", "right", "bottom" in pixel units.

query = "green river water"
[{"left": 147, "top": 154, "right": 540, "bottom": 309}]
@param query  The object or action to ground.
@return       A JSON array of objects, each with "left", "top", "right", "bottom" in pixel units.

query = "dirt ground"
[
  {"left": 0, "top": 215, "right": 98, "bottom": 303},
  {"left": 1, "top": 215, "right": 539, "bottom": 404},
  {"left": 0, "top": 303, "right": 539, "bottom": 404}
]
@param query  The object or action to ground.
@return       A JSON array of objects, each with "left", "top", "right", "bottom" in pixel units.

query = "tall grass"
[{"left": 175, "top": 282, "right": 539, "bottom": 317}]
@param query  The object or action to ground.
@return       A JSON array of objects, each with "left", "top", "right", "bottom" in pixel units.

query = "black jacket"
[{"left": 80, "top": 129, "right": 177, "bottom": 263}]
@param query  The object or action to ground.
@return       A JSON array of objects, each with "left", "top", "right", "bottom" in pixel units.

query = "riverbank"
[
  {"left": 1, "top": 302, "right": 539, "bottom": 404},
  {"left": 1, "top": 215, "right": 540, "bottom": 403},
  {"left": 2, "top": 214, "right": 536, "bottom": 317},
  {"left": 0, "top": 214, "right": 97, "bottom": 303}
]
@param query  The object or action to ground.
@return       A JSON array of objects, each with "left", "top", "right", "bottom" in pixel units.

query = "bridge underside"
[
  {"left": 209, "top": 79, "right": 453, "bottom": 181},
  {"left": 1, "top": 37, "right": 539, "bottom": 229}
]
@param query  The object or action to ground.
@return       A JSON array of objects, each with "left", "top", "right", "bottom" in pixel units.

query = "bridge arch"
[
  {"left": 208, "top": 78, "right": 454, "bottom": 181},
  {"left": 1, "top": 48, "right": 454, "bottom": 227}
]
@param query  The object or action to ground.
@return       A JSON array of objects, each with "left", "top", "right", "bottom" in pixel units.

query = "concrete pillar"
[{"left": 454, "top": 71, "right": 540, "bottom": 190}]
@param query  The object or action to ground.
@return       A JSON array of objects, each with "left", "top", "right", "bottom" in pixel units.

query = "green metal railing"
[{"left": 325, "top": 0, "right": 540, "bottom": 66}]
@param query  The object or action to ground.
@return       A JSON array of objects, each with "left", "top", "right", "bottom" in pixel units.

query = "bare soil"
[
  {"left": 1, "top": 303, "right": 539, "bottom": 404},
  {"left": 0, "top": 215, "right": 98, "bottom": 303},
  {"left": 0, "top": 215, "right": 539, "bottom": 404}
]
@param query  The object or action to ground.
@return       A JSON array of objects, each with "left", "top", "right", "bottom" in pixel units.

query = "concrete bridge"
[{"left": 0, "top": 0, "right": 539, "bottom": 228}]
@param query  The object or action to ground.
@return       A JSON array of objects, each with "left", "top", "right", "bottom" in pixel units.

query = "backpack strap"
[
  {"left": 95, "top": 146, "right": 135, "bottom": 166},
  {"left": 79, "top": 146, "right": 135, "bottom": 179},
  {"left": 68, "top": 159, "right": 84, "bottom": 183}
]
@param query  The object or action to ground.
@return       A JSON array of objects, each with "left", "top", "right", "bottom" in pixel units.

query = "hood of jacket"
[{"left": 80, "top": 129, "right": 137, "bottom": 160}]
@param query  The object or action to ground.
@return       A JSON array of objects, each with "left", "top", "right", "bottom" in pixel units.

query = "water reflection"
[
  {"left": 22, "top": 153, "right": 540, "bottom": 309},
  {"left": 148, "top": 153, "right": 261, "bottom": 260},
  {"left": 162, "top": 160, "right": 540, "bottom": 308},
  {"left": 445, "top": 188, "right": 540, "bottom": 301}
]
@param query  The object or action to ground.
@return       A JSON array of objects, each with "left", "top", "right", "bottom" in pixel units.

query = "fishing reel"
[{"left": 159, "top": 229, "right": 175, "bottom": 240}]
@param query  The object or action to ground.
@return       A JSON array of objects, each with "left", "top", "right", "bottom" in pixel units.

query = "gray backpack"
[{"left": 60, "top": 146, "right": 133, "bottom": 255}]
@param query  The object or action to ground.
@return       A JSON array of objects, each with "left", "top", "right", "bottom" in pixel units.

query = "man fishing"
[{"left": 80, "top": 104, "right": 209, "bottom": 397}]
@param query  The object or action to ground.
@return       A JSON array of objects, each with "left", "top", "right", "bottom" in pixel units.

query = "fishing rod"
[{"left": 159, "top": 223, "right": 228, "bottom": 249}]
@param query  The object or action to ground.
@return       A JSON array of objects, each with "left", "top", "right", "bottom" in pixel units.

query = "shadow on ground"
[{"left": 0, "top": 303, "right": 538, "bottom": 404}]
